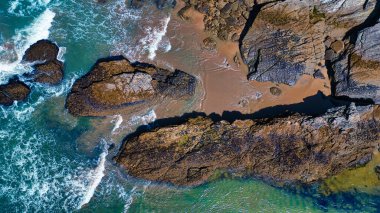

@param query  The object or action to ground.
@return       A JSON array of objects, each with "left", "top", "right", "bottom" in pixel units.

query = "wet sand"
[
  {"left": 81, "top": 1, "right": 331, "bottom": 152},
  {"left": 156, "top": 2, "right": 331, "bottom": 115}
]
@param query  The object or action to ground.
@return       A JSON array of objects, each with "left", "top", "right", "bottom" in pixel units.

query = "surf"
[{"left": 0, "top": 8, "right": 55, "bottom": 83}]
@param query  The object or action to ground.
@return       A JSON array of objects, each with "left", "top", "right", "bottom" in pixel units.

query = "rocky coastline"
[
  {"left": 2, "top": 0, "right": 380, "bottom": 195},
  {"left": 109, "top": 0, "right": 380, "bottom": 189},
  {"left": 115, "top": 103, "right": 380, "bottom": 186}
]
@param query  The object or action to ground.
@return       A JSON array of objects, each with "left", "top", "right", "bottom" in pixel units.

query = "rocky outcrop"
[
  {"left": 331, "top": 21, "right": 380, "bottom": 103},
  {"left": 241, "top": 0, "right": 326, "bottom": 85},
  {"left": 66, "top": 57, "right": 197, "bottom": 116},
  {"left": 23, "top": 40, "right": 64, "bottom": 85},
  {"left": 181, "top": 0, "right": 255, "bottom": 41},
  {"left": 240, "top": 0, "right": 376, "bottom": 85},
  {"left": 0, "top": 78, "right": 31, "bottom": 106},
  {"left": 115, "top": 104, "right": 380, "bottom": 186}
]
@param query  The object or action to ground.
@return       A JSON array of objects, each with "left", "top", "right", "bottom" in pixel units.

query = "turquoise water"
[{"left": 0, "top": 0, "right": 379, "bottom": 212}]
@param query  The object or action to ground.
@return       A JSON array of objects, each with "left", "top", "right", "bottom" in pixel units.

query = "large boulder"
[
  {"left": 331, "top": 21, "right": 380, "bottom": 103},
  {"left": 241, "top": 0, "right": 325, "bottom": 85},
  {"left": 115, "top": 104, "right": 380, "bottom": 186},
  {"left": 23, "top": 40, "right": 64, "bottom": 85},
  {"left": 0, "top": 78, "right": 31, "bottom": 106},
  {"left": 240, "top": 0, "right": 376, "bottom": 85},
  {"left": 66, "top": 57, "right": 197, "bottom": 116},
  {"left": 23, "top": 40, "right": 59, "bottom": 63}
]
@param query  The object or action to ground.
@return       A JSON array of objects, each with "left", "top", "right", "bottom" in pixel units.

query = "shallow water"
[{"left": 0, "top": 0, "right": 379, "bottom": 212}]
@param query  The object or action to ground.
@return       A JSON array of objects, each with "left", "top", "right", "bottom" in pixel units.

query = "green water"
[{"left": 0, "top": 0, "right": 379, "bottom": 212}]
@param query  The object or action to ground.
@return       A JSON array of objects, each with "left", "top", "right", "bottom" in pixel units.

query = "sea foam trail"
[
  {"left": 0, "top": 9, "right": 55, "bottom": 83},
  {"left": 77, "top": 146, "right": 108, "bottom": 209},
  {"left": 129, "top": 109, "right": 157, "bottom": 126},
  {"left": 140, "top": 15, "right": 171, "bottom": 60},
  {"left": 112, "top": 115, "right": 123, "bottom": 133}
]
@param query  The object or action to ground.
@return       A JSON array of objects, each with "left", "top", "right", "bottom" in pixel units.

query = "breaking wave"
[
  {"left": 77, "top": 143, "right": 109, "bottom": 209},
  {"left": 140, "top": 15, "right": 171, "bottom": 60},
  {"left": 0, "top": 8, "right": 55, "bottom": 83}
]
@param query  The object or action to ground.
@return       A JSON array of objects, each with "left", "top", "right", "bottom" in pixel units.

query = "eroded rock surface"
[
  {"left": 23, "top": 40, "right": 64, "bottom": 85},
  {"left": 240, "top": 0, "right": 375, "bottom": 85},
  {"left": 66, "top": 57, "right": 197, "bottom": 116},
  {"left": 115, "top": 104, "right": 380, "bottom": 186},
  {"left": 0, "top": 78, "right": 31, "bottom": 106},
  {"left": 331, "top": 21, "right": 380, "bottom": 103},
  {"left": 241, "top": 0, "right": 326, "bottom": 85}
]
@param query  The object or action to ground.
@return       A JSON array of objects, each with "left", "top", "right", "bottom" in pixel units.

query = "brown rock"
[
  {"left": 115, "top": 104, "right": 380, "bottom": 186},
  {"left": 330, "top": 40, "right": 344, "bottom": 54},
  {"left": 202, "top": 37, "right": 217, "bottom": 50},
  {"left": 22, "top": 40, "right": 59, "bottom": 63},
  {"left": 0, "top": 78, "right": 31, "bottom": 106},
  {"left": 32, "top": 60, "right": 64, "bottom": 84},
  {"left": 269, "top": 87, "right": 282, "bottom": 96},
  {"left": 22, "top": 40, "right": 64, "bottom": 85},
  {"left": 66, "top": 56, "right": 197, "bottom": 116}
]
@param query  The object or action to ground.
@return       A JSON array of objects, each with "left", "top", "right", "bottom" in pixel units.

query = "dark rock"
[
  {"left": 269, "top": 87, "right": 282, "bottom": 96},
  {"left": 115, "top": 104, "right": 380, "bottom": 186},
  {"left": 66, "top": 56, "right": 197, "bottom": 116},
  {"left": 32, "top": 60, "right": 64, "bottom": 85},
  {"left": 313, "top": 69, "right": 325, "bottom": 79},
  {"left": 0, "top": 78, "right": 31, "bottom": 106},
  {"left": 22, "top": 40, "right": 59, "bottom": 63},
  {"left": 22, "top": 40, "right": 64, "bottom": 85},
  {"left": 332, "top": 22, "right": 380, "bottom": 103}
]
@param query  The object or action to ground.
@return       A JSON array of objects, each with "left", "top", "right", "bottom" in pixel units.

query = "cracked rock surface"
[
  {"left": 115, "top": 103, "right": 380, "bottom": 186},
  {"left": 66, "top": 57, "right": 197, "bottom": 116},
  {"left": 332, "top": 21, "right": 380, "bottom": 103}
]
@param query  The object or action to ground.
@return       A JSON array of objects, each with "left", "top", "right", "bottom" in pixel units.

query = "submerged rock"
[
  {"left": 0, "top": 78, "right": 31, "bottom": 106},
  {"left": 23, "top": 39, "right": 64, "bottom": 85},
  {"left": 115, "top": 104, "right": 380, "bottom": 186},
  {"left": 66, "top": 56, "right": 197, "bottom": 116}
]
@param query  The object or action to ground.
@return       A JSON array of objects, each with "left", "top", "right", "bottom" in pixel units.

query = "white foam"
[
  {"left": 130, "top": 109, "right": 157, "bottom": 126},
  {"left": 57, "top": 46, "right": 66, "bottom": 62},
  {"left": 122, "top": 186, "right": 137, "bottom": 213},
  {"left": 0, "top": 9, "right": 55, "bottom": 83},
  {"left": 0, "top": 128, "right": 90, "bottom": 211},
  {"left": 77, "top": 145, "right": 108, "bottom": 209},
  {"left": 111, "top": 115, "right": 124, "bottom": 133},
  {"left": 8, "top": 0, "right": 51, "bottom": 16},
  {"left": 140, "top": 15, "right": 171, "bottom": 60}
]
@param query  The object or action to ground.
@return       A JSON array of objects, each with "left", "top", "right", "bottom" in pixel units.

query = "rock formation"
[
  {"left": 0, "top": 78, "right": 31, "bottom": 106},
  {"left": 66, "top": 56, "right": 197, "bottom": 116},
  {"left": 23, "top": 39, "right": 64, "bottom": 85},
  {"left": 115, "top": 103, "right": 380, "bottom": 186},
  {"left": 331, "top": 20, "right": 380, "bottom": 103},
  {"left": 240, "top": 0, "right": 376, "bottom": 85},
  {"left": 181, "top": 0, "right": 255, "bottom": 41}
]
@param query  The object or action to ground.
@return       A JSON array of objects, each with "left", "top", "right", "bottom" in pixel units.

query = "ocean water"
[{"left": 0, "top": 0, "right": 379, "bottom": 212}]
